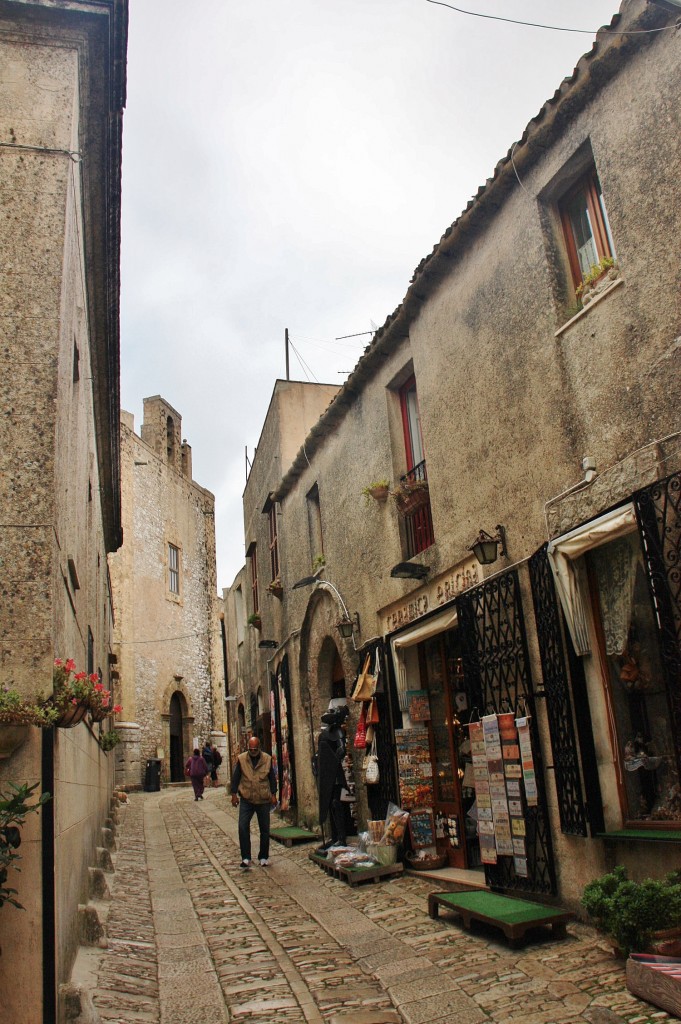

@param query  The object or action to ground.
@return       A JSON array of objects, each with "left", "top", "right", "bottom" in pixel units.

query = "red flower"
[
  {"left": 74, "top": 672, "right": 87, "bottom": 681},
  {"left": 54, "top": 659, "right": 63, "bottom": 667},
  {"left": 94, "top": 683, "right": 104, "bottom": 692},
  {"left": 65, "top": 659, "right": 76, "bottom": 672},
  {"left": 113, "top": 705, "right": 123, "bottom": 714},
  {"left": 89, "top": 674, "right": 99, "bottom": 684},
  {"left": 71, "top": 698, "right": 78, "bottom": 706}
]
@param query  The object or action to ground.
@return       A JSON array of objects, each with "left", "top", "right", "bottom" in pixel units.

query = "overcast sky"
[{"left": 120, "top": 0, "right": 620, "bottom": 592}]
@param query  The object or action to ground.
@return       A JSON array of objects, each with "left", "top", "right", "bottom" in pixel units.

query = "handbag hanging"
[
  {"left": 367, "top": 698, "right": 379, "bottom": 725},
  {"left": 364, "top": 737, "right": 380, "bottom": 785},
  {"left": 351, "top": 653, "right": 373, "bottom": 702},
  {"left": 354, "top": 703, "right": 368, "bottom": 749}
]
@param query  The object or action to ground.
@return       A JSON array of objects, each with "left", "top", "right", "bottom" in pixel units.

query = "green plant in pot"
[
  {"left": 100, "top": 729, "right": 121, "bottom": 752},
  {"left": 362, "top": 480, "right": 390, "bottom": 503},
  {"left": 247, "top": 613, "right": 262, "bottom": 630},
  {"left": 581, "top": 865, "right": 681, "bottom": 957}
]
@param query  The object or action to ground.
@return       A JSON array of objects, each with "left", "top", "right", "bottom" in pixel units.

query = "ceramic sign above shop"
[{"left": 382, "top": 558, "right": 481, "bottom": 634}]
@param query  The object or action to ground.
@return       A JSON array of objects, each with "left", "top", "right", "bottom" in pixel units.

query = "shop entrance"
[{"left": 418, "top": 630, "right": 481, "bottom": 870}]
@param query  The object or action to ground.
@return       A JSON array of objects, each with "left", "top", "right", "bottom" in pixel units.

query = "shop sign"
[{"left": 383, "top": 558, "right": 480, "bottom": 633}]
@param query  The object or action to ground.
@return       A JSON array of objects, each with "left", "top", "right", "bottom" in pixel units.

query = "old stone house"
[
  {"left": 223, "top": 380, "right": 340, "bottom": 776},
  {"left": 108, "top": 396, "right": 225, "bottom": 788},
  {"left": 0, "top": 1, "right": 128, "bottom": 1019},
  {"left": 226, "top": 0, "right": 681, "bottom": 910}
]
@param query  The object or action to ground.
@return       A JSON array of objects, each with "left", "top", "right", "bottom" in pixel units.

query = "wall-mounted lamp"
[
  {"left": 291, "top": 576, "right": 360, "bottom": 649},
  {"left": 468, "top": 525, "right": 507, "bottom": 566},
  {"left": 337, "top": 611, "right": 360, "bottom": 640},
  {"left": 390, "top": 561, "right": 430, "bottom": 580},
  {"left": 258, "top": 639, "right": 279, "bottom": 650}
]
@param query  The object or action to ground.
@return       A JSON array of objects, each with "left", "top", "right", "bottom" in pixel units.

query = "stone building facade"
[
  {"left": 227, "top": 0, "right": 681, "bottom": 910},
  {"left": 0, "top": 1, "right": 127, "bottom": 1019},
  {"left": 108, "top": 397, "right": 225, "bottom": 788}
]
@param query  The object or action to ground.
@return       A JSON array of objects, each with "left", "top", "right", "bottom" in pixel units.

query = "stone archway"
[
  {"left": 160, "top": 679, "right": 194, "bottom": 783},
  {"left": 169, "top": 691, "right": 186, "bottom": 782}
]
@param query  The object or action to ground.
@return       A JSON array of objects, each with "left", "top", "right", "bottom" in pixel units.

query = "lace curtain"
[{"left": 590, "top": 534, "right": 638, "bottom": 656}]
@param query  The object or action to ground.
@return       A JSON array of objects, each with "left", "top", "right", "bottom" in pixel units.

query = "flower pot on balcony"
[
  {"left": 89, "top": 706, "right": 111, "bottom": 723},
  {"left": 392, "top": 481, "right": 429, "bottom": 517}
]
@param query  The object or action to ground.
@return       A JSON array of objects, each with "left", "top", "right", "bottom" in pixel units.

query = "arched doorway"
[{"left": 169, "top": 691, "right": 185, "bottom": 781}]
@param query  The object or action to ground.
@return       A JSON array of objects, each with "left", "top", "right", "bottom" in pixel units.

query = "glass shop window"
[{"left": 587, "top": 531, "right": 680, "bottom": 825}]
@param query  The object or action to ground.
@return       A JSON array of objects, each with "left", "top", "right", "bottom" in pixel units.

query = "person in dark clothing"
[
  {"left": 210, "top": 744, "right": 222, "bottom": 787},
  {"left": 317, "top": 704, "right": 350, "bottom": 849},
  {"left": 231, "top": 736, "right": 277, "bottom": 868},
  {"left": 202, "top": 741, "right": 213, "bottom": 772},
  {"left": 185, "top": 748, "right": 209, "bottom": 801}
]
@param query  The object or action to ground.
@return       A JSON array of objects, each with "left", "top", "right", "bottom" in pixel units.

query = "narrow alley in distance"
[{"left": 75, "top": 787, "right": 671, "bottom": 1024}]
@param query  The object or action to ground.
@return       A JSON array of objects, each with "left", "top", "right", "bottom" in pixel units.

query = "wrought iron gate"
[
  {"left": 457, "top": 569, "right": 556, "bottom": 895},
  {"left": 635, "top": 470, "right": 681, "bottom": 783}
]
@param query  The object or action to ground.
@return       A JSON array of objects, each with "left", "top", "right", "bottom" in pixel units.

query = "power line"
[{"left": 424, "top": 0, "right": 678, "bottom": 35}]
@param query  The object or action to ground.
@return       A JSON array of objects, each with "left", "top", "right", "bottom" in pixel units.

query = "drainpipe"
[{"left": 42, "top": 727, "right": 56, "bottom": 1023}]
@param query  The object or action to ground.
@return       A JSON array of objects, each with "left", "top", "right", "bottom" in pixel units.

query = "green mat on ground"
[
  {"left": 270, "top": 826, "right": 318, "bottom": 839},
  {"left": 598, "top": 830, "right": 681, "bottom": 842},
  {"left": 436, "top": 891, "right": 565, "bottom": 924}
]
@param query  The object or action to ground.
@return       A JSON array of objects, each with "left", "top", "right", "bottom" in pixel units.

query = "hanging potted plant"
[
  {"left": 50, "top": 659, "right": 121, "bottom": 728},
  {"left": 391, "top": 478, "right": 430, "bottom": 517},
  {"left": 267, "top": 577, "right": 283, "bottom": 599},
  {"left": 247, "top": 613, "right": 262, "bottom": 631},
  {"left": 99, "top": 729, "right": 121, "bottom": 753},
  {"left": 362, "top": 479, "right": 390, "bottom": 504},
  {"left": 1, "top": 782, "right": 51, "bottom": 911}
]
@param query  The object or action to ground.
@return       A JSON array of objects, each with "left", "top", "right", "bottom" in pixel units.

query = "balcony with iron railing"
[{"left": 395, "top": 460, "right": 434, "bottom": 558}]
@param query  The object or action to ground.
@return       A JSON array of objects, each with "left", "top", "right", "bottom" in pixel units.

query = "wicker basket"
[{"left": 405, "top": 852, "right": 447, "bottom": 871}]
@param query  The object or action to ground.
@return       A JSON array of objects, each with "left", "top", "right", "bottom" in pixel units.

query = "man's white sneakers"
[{"left": 259, "top": 858, "right": 269, "bottom": 867}]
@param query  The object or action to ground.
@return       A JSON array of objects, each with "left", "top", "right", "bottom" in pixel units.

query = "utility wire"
[
  {"left": 288, "top": 338, "right": 319, "bottom": 383},
  {"left": 425, "top": 0, "right": 678, "bottom": 34}
]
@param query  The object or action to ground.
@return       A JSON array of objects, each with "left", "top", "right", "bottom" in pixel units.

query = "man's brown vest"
[{"left": 237, "top": 751, "right": 272, "bottom": 804}]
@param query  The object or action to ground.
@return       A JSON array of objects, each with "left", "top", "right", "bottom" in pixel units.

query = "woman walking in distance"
[{"left": 185, "top": 748, "right": 209, "bottom": 800}]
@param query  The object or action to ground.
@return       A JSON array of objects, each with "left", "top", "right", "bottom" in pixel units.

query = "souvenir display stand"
[{"left": 308, "top": 850, "right": 404, "bottom": 887}]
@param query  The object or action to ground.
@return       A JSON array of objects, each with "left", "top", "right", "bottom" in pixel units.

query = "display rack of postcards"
[{"left": 395, "top": 727, "right": 434, "bottom": 808}]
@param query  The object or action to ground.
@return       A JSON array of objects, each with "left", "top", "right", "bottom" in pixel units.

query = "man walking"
[{"left": 231, "top": 736, "right": 277, "bottom": 868}]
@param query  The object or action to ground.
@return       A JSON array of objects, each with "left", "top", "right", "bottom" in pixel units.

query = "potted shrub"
[
  {"left": 312, "top": 554, "right": 326, "bottom": 573},
  {"left": 581, "top": 866, "right": 681, "bottom": 958},
  {"left": 247, "top": 613, "right": 262, "bottom": 630},
  {"left": 267, "top": 577, "right": 283, "bottom": 598},
  {"left": 391, "top": 478, "right": 430, "bottom": 517},
  {"left": 362, "top": 479, "right": 390, "bottom": 503}
]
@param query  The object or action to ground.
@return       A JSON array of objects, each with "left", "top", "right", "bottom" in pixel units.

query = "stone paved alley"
[{"left": 73, "top": 788, "right": 675, "bottom": 1024}]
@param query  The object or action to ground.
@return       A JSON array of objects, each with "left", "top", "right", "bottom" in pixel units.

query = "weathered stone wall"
[
  {"left": 0, "top": 2, "right": 126, "bottom": 1016},
  {"left": 109, "top": 400, "right": 222, "bottom": 787}
]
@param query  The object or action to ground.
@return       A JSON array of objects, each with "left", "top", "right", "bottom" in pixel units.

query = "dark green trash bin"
[{"left": 144, "top": 758, "right": 161, "bottom": 792}]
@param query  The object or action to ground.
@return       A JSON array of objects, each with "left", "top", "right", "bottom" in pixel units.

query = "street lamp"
[{"left": 292, "top": 576, "right": 360, "bottom": 649}]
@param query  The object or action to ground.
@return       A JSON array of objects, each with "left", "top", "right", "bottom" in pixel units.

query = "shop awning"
[
  {"left": 390, "top": 606, "right": 458, "bottom": 696},
  {"left": 546, "top": 503, "right": 637, "bottom": 656}
]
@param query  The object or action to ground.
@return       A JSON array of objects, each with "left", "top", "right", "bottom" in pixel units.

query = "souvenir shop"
[{"left": 385, "top": 575, "right": 555, "bottom": 895}]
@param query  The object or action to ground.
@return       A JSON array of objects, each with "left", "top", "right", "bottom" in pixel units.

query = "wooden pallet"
[
  {"left": 270, "top": 827, "right": 320, "bottom": 848},
  {"left": 309, "top": 850, "right": 403, "bottom": 887},
  {"left": 428, "top": 890, "right": 572, "bottom": 947}
]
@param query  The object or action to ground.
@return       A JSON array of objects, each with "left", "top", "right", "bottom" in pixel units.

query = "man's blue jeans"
[{"left": 238, "top": 797, "right": 271, "bottom": 861}]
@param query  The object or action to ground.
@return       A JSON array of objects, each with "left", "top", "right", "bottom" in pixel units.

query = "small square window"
[
  {"left": 558, "top": 167, "right": 615, "bottom": 291},
  {"left": 168, "top": 543, "right": 180, "bottom": 595}
]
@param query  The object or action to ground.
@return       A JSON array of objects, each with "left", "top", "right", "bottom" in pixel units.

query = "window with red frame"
[
  {"left": 398, "top": 375, "right": 434, "bottom": 555},
  {"left": 248, "top": 545, "right": 259, "bottom": 614},
  {"left": 268, "top": 504, "right": 280, "bottom": 581},
  {"left": 559, "top": 167, "right": 615, "bottom": 291}
]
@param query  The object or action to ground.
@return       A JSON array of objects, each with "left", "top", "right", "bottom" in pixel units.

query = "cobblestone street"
[{"left": 78, "top": 788, "right": 674, "bottom": 1024}]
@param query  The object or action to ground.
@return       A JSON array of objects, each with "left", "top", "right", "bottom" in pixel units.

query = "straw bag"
[{"left": 351, "top": 653, "right": 374, "bottom": 702}]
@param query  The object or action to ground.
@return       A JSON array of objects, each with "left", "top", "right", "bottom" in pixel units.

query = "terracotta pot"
[
  {"left": 367, "top": 485, "right": 389, "bottom": 502},
  {"left": 393, "top": 485, "right": 429, "bottom": 517}
]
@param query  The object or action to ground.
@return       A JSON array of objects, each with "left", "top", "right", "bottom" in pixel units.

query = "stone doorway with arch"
[{"left": 168, "top": 689, "right": 189, "bottom": 782}]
